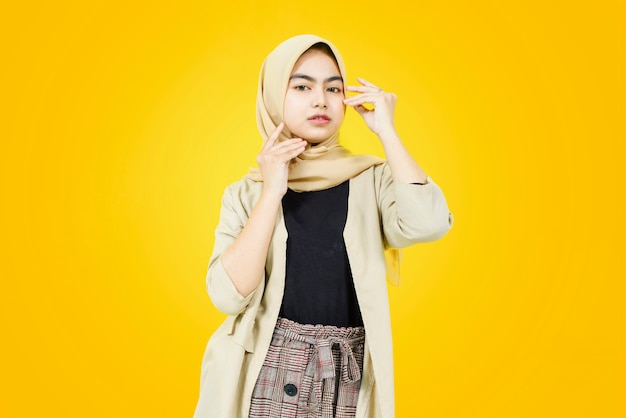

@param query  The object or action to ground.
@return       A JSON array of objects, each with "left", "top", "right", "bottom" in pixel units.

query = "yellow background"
[{"left": 1, "top": 1, "right": 623, "bottom": 416}]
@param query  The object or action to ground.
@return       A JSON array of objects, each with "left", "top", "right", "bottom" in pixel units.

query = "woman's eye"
[
  {"left": 295, "top": 85, "right": 309, "bottom": 91},
  {"left": 328, "top": 87, "right": 341, "bottom": 93}
]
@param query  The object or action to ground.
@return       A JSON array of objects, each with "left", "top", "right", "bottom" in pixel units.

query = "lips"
[{"left": 308, "top": 114, "right": 331, "bottom": 121}]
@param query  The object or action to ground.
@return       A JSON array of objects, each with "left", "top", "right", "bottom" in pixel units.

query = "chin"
[
  {"left": 302, "top": 130, "right": 337, "bottom": 145},
  {"left": 290, "top": 126, "right": 338, "bottom": 144},
  {"left": 305, "top": 138, "right": 328, "bottom": 145}
]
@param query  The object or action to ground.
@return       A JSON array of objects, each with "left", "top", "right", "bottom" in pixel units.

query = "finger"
[
  {"left": 265, "top": 122, "right": 284, "bottom": 149},
  {"left": 344, "top": 94, "right": 378, "bottom": 106},
  {"left": 346, "top": 85, "right": 379, "bottom": 93},
  {"left": 270, "top": 137, "right": 306, "bottom": 154},
  {"left": 271, "top": 142, "right": 306, "bottom": 164},
  {"left": 258, "top": 140, "right": 305, "bottom": 167},
  {"left": 351, "top": 104, "right": 369, "bottom": 117},
  {"left": 262, "top": 122, "right": 284, "bottom": 152},
  {"left": 356, "top": 77, "right": 380, "bottom": 89},
  {"left": 281, "top": 146, "right": 306, "bottom": 161},
  {"left": 271, "top": 138, "right": 306, "bottom": 149}
]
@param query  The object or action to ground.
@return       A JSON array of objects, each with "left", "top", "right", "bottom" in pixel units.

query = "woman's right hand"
[
  {"left": 256, "top": 122, "right": 306, "bottom": 199},
  {"left": 222, "top": 123, "right": 305, "bottom": 298}
]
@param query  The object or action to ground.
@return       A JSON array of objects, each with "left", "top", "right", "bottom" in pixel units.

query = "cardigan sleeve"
[
  {"left": 376, "top": 163, "right": 453, "bottom": 248},
  {"left": 206, "top": 183, "right": 257, "bottom": 316}
]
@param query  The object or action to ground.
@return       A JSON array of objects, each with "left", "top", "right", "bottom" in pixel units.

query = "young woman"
[{"left": 194, "top": 34, "right": 453, "bottom": 418}]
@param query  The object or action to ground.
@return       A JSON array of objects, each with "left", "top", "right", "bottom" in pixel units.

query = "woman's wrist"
[
  {"left": 376, "top": 127, "right": 399, "bottom": 143},
  {"left": 259, "top": 188, "right": 284, "bottom": 208}
]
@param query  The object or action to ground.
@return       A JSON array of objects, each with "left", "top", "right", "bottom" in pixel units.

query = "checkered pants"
[{"left": 249, "top": 317, "right": 365, "bottom": 418}]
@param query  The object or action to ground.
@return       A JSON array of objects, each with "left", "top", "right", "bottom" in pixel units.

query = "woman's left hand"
[{"left": 344, "top": 77, "right": 397, "bottom": 138}]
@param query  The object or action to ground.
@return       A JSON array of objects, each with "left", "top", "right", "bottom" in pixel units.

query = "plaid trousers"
[{"left": 249, "top": 317, "right": 365, "bottom": 418}]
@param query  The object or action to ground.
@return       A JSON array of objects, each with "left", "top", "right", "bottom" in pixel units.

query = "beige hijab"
[
  {"left": 246, "top": 34, "right": 401, "bottom": 285},
  {"left": 247, "top": 34, "right": 383, "bottom": 191}
]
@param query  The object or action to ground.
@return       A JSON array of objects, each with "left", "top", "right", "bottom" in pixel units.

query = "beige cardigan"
[{"left": 194, "top": 163, "right": 453, "bottom": 418}]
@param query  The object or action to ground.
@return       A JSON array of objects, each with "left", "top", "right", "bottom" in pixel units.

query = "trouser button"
[{"left": 284, "top": 383, "right": 298, "bottom": 397}]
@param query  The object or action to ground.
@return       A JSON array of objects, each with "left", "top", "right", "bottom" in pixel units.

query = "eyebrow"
[{"left": 289, "top": 73, "right": 343, "bottom": 83}]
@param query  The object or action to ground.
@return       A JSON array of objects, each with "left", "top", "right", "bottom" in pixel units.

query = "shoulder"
[
  {"left": 214, "top": 178, "right": 265, "bottom": 224},
  {"left": 350, "top": 161, "right": 390, "bottom": 183},
  {"left": 349, "top": 161, "right": 391, "bottom": 197},
  {"left": 223, "top": 176, "right": 263, "bottom": 195},
  {"left": 221, "top": 177, "right": 263, "bottom": 206}
]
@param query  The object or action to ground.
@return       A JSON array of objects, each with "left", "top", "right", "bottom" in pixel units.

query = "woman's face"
[{"left": 283, "top": 49, "right": 345, "bottom": 144}]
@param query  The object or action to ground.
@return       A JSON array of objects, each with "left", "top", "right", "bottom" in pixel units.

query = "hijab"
[
  {"left": 246, "top": 34, "right": 401, "bottom": 285},
  {"left": 246, "top": 34, "right": 383, "bottom": 192}
]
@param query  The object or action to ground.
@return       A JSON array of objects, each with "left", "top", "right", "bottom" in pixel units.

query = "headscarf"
[
  {"left": 246, "top": 34, "right": 383, "bottom": 192},
  {"left": 246, "top": 34, "right": 402, "bottom": 285}
]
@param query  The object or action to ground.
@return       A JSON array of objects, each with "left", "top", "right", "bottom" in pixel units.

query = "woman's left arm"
[
  {"left": 345, "top": 77, "right": 452, "bottom": 246},
  {"left": 343, "top": 77, "right": 428, "bottom": 184}
]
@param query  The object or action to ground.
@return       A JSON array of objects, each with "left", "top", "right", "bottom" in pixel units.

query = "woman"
[{"left": 194, "top": 34, "right": 453, "bottom": 418}]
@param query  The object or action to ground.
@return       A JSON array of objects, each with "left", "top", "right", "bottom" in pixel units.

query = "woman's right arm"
[{"left": 220, "top": 123, "right": 305, "bottom": 298}]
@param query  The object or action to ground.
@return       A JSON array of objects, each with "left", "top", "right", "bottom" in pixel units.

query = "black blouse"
[{"left": 279, "top": 180, "right": 364, "bottom": 327}]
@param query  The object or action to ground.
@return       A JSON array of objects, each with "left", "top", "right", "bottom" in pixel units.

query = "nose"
[{"left": 312, "top": 87, "right": 327, "bottom": 109}]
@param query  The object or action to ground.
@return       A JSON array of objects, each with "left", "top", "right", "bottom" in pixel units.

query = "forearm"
[
  {"left": 221, "top": 192, "right": 281, "bottom": 298},
  {"left": 379, "top": 130, "right": 428, "bottom": 184}
]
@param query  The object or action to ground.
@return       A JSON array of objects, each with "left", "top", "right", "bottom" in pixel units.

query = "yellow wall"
[{"left": 1, "top": 1, "right": 622, "bottom": 416}]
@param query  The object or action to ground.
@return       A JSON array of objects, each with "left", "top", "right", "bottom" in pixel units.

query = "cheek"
[
  {"left": 282, "top": 96, "right": 294, "bottom": 121},
  {"left": 333, "top": 101, "right": 347, "bottom": 119},
  {"left": 283, "top": 92, "right": 303, "bottom": 110}
]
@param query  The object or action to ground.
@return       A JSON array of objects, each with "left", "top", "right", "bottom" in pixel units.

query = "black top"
[{"left": 279, "top": 180, "right": 364, "bottom": 327}]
